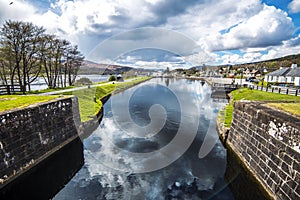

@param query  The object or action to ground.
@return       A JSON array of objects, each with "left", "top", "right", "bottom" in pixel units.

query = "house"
[
  {"left": 116, "top": 74, "right": 124, "bottom": 82},
  {"left": 250, "top": 69, "right": 261, "bottom": 77},
  {"left": 286, "top": 65, "right": 300, "bottom": 86},
  {"left": 265, "top": 64, "right": 300, "bottom": 86}
]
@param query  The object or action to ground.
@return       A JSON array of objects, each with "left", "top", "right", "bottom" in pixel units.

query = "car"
[
  {"left": 246, "top": 77, "right": 259, "bottom": 83},
  {"left": 249, "top": 79, "right": 259, "bottom": 83}
]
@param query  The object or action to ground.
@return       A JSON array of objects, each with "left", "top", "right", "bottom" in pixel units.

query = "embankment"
[
  {"left": 221, "top": 101, "right": 300, "bottom": 200},
  {"left": 0, "top": 96, "right": 84, "bottom": 199},
  {"left": 0, "top": 77, "right": 152, "bottom": 198}
]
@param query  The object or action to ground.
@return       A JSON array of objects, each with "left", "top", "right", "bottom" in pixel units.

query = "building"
[{"left": 265, "top": 64, "right": 300, "bottom": 86}]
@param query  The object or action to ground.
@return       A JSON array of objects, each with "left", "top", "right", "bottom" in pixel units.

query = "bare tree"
[
  {"left": 0, "top": 20, "right": 45, "bottom": 93},
  {"left": 0, "top": 20, "right": 84, "bottom": 92}
]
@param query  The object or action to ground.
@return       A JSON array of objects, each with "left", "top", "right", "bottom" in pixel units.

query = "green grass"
[
  {"left": 63, "top": 84, "right": 116, "bottom": 122},
  {"left": 267, "top": 102, "right": 300, "bottom": 117},
  {"left": 66, "top": 76, "right": 151, "bottom": 122},
  {"left": 115, "top": 77, "right": 151, "bottom": 91},
  {"left": 0, "top": 95, "right": 60, "bottom": 112},
  {"left": 223, "top": 88, "right": 300, "bottom": 127},
  {"left": 0, "top": 77, "right": 151, "bottom": 122}
]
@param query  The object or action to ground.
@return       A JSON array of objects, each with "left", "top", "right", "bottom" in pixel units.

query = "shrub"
[
  {"left": 108, "top": 75, "right": 116, "bottom": 81},
  {"left": 75, "top": 77, "right": 92, "bottom": 85}
]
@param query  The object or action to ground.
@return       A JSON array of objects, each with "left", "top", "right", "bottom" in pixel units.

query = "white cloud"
[
  {"left": 0, "top": 0, "right": 299, "bottom": 66},
  {"left": 165, "top": 0, "right": 263, "bottom": 41},
  {"left": 0, "top": 0, "right": 37, "bottom": 23},
  {"left": 202, "top": 5, "right": 294, "bottom": 51},
  {"left": 288, "top": 0, "right": 300, "bottom": 13}
]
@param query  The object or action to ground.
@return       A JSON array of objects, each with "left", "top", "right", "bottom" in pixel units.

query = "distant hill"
[
  {"left": 226, "top": 53, "right": 300, "bottom": 71},
  {"left": 79, "top": 60, "right": 133, "bottom": 75}
]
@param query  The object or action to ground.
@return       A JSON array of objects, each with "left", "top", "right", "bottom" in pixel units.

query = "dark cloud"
[
  {"left": 285, "top": 35, "right": 300, "bottom": 47},
  {"left": 87, "top": 27, "right": 201, "bottom": 63},
  {"left": 119, "top": 49, "right": 183, "bottom": 63},
  {"left": 150, "top": 0, "right": 203, "bottom": 24}
]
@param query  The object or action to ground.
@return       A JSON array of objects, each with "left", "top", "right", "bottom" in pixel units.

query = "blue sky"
[{"left": 0, "top": 0, "right": 300, "bottom": 69}]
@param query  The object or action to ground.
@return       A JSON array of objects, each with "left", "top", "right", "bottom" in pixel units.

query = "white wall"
[
  {"left": 294, "top": 77, "right": 300, "bottom": 86},
  {"left": 278, "top": 76, "right": 286, "bottom": 83},
  {"left": 286, "top": 76, "right": 294, "bottom": 83}
]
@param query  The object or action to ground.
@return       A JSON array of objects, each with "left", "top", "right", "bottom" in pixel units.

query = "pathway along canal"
[{"left": 54, "top": 78, "right": 267, "bottom": 200}]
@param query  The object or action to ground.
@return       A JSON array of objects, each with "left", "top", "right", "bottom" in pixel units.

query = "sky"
[{"left": 0, "top": 0, "right": 300, "bottom": 69}]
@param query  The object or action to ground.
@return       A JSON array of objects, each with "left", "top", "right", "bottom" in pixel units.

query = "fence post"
[
  {"left": 296, "top": 89, "right": 298, "bottom": 96},
  {"left": 286, "top": 88, "right": 289, "bottom": 95},
  {"left": 7, "top": 85, "right": 11, "bottom": 95},
  {"left": 272, "top": 88, "right": 274, "bottom": 93},
  {"left": 266, "top": 87, "right": 268, "bottom": 92},
  {"left": 279, "top": 88, "right": 281, "bottom": 94}
]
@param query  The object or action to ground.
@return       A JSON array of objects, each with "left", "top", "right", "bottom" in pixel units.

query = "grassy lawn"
[
  {"left": 115, "top": 76, "right": 151, "bottom": 91},
  {"left": 0, "top": 77, "right": 151, "bottom": 122},
  {"left": 63, "top": 84, "right": 116, "bottom": 122},
  {"left": 267, "top": 102, "right": 300, "bottom": 117},
  {"left": 223, "top": 88, "right": 300, "bottom": 127},
  {"left": 65, "top": 76, "right": 151, "bottom": 122},
  {"left": 0, "top": 95, "right": 60, "bottom": 112}
]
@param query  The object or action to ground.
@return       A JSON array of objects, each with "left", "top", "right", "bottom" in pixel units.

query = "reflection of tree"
[
  {"left": 165, "top": 67, "right": 170, "bottom": 74},
  {"left": 165, "top": 78, "right": 169, "bottom": 87}
]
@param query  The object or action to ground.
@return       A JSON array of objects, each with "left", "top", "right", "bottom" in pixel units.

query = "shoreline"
[{"left": 79, "top": 77, "right": 152, "bottom": 139}]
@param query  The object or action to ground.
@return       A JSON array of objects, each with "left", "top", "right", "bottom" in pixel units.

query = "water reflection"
[{"left": 54, "top": 78, "right": 233, "bottom": 200}]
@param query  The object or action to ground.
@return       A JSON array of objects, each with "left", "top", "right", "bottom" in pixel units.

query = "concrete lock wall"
[
  {"left": 0, "top": 96, "right": 81, "bottom": 187},
  {"left": 227, "top": 101, "right": 300, "bottom": 200}
]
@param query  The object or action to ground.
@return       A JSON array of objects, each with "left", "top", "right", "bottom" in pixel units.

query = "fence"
[
  {"left": 246, "top": 84, "right": 300, "bottom": 97},
  {"left": 0, "top": 85, "right": 22, "bottom": 95}
]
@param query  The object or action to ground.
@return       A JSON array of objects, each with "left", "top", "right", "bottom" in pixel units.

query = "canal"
[{"left": 53, "top": 78, "right": 266, "bottom": 200}]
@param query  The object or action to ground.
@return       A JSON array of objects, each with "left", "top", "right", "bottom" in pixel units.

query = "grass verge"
[
  {"left": 67, "top": 76, "right": 151, "bottom": 122},
  {"left": 223, "top": 88, "right": 300, "bottom": 127},
  {"left": 0, "top": 77, "right": 151, "bottom": 122},
  {"left": 267, "top": 102, "right": 300, "bottom": 117},
  {"left": 0, "top": 95, "right": 61, "bottom": 112}
]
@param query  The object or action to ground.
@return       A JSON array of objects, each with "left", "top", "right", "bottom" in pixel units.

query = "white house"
[
  {"left": 286, "top": 65, "right": 300, "bottom": 86},
  {"left": 265, "top": 64, "right": 300, "bottom": 86}
]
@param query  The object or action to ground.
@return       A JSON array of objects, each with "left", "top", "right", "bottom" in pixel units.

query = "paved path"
[
  {"left": 38, "top": 78, "right": 139, "bottom": 96},
  {"left": 38, "top": 82, "right": 112, "bottom": 95}
]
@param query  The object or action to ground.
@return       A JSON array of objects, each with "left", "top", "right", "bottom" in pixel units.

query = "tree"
[
  {"left": 0, "top": 20, "right": 84, "bottom": 92},
  {"left": 75, "top": 77, "right": 92, "bottom": 85},
  {"left": 108, "top": 75, "right": 116, "bottom": 81},
  {"left": 0, "top": 20, "right": 45, "bottom": 93},
  {"left": 65, "top": 45, "right": 84, "bottom": 86}
]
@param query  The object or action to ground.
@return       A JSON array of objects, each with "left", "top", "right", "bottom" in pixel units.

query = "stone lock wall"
[
  {"left": 228, "top": 101, "right": 300, "bottom": 200},
  {"left": 0, "top": 97, "right": 81, "bottom": 186}
]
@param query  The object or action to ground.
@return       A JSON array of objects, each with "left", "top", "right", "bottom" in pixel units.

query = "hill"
[
  {"left": 227, "top": 53, "right": 300, "bottom": 70},
  {"left": 79, "top": 60, "right": 133, "bottom": 75}
]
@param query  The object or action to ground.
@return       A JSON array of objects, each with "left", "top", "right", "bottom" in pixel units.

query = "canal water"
[{"left": 53, "top": 78, "right": 260, "bottom": 199}]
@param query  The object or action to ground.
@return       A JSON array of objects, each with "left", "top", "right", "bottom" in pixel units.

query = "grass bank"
[
  {"left": 0, "top": 77, "right": 151, "bottom": 122},
  {"left": 222, "top": 88, "right": 300, "bottom": 127},
  {"left": 0, "top": 95, "right": 61, "bottom": 112},
  {"left": 68, "top": 76, "right": 151, "bottom": 122},
  {"left": 63, "top": 84, "right": 116, "bottom": 122}
]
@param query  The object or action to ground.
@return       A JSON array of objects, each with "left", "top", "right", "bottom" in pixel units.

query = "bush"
[
  {"left": 75, "top": 77, "right": 92, "bottom": 85},
  {"left": 108, "top": 75, "right": 116, "bottom": 81}
]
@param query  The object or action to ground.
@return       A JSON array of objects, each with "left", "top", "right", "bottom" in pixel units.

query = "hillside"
[
  {"left": 228, "top": 53, "right": 300, "bottom": 70},
  {"left": 79, "top": 60, "right": 133, "bottom": 75}
]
